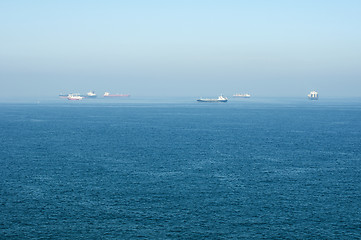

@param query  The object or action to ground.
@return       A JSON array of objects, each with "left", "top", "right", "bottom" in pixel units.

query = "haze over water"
[{"left": 1, "top": 0, "right": 361, "bottom": 99}]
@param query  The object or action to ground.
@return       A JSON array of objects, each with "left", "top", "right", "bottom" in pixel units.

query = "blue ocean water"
[{"left": 0, "top": 98, "right": 361, "bottom": 239}]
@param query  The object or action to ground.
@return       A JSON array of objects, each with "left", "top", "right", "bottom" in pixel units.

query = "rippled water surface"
[{"left": 1, "top": 98, "right": 360, "bottom": 239}]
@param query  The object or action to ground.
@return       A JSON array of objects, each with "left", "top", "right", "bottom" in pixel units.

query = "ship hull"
[
  {"left": 104, "top": 95, "right": 130, "bottom": 97},
  {"left": 197, "top": 99, "right": 227, "bottom": 102}
]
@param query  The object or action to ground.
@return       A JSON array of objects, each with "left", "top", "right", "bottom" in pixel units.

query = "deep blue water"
[{"left": 1, "top": 98, "right": 361, "bottom": 239}]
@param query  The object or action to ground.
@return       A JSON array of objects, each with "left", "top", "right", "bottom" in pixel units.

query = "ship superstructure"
[
  {"left": 308, "top": 91, "right": 319, "bottom": 100},
  {"left": 67, "top": 93, "right": 84, "bottom": 100}
]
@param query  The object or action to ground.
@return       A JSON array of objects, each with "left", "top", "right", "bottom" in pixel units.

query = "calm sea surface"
[{"left": 1, "top": 98, "right": 360, "bottom": 239}]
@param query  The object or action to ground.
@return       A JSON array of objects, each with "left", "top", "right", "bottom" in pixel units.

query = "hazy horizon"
[{"left": 1, "top": 1, "right": 361, "bottom": 99}]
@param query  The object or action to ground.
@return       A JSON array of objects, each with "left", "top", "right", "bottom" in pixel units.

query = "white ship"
[
  {"left": 67, "top": 93, "right": 84, "bottom": 100},
  {"left": 103, "top": 92, "right": 130, "bottom": 97},
  {"left": 86, "top": 91, "right": 97, "bottom": 98},
  {"left": 197, "top": 95, "right": 228, "bottom": 102},
  {"left": 233, "top": 93, "right": 251, "bottom": 98},
  {"left": 308, "top": 91, "right": 319, "bottom": 100}
]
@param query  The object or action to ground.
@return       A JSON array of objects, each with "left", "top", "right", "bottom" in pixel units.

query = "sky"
[{"left": 0, "top": 0, "right": 361, "bottom": 98}]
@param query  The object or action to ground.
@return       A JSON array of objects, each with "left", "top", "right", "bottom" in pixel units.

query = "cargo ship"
[
  {"left": 59, "top": 93, "right": 69, "bottom": 98},
  {"left": 308, "top": 91, "right": 319, "bottom": 100},
  {"left": 197, "top": 95, "right": 228, "bottom": 102},
  {"left": 233, "top": 93, "right": 251, "bottom": 98},
  {"left": 103, "top": 92, "right": 130, "bottom": 97}
]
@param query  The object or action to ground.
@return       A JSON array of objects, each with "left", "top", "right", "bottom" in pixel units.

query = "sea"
[{"left": 0, "top": 97, "right": 360, "bottom": 239}]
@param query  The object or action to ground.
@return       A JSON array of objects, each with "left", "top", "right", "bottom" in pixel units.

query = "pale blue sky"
[{"left": 1, "top": 0, "right": 360, "bottom": 98}]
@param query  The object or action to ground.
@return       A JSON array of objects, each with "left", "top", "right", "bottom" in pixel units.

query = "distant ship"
[
  {"left": 103, "top": 92, "right": 130, "bottom": 97},
  {"left": 67, "top": 94, "right": 84, "bottom": 100},
  {"left": 86, "top": 91, "right": 97, "bottom": 98},
  {"left": 308, "top": 91, "right": 319, "bottom": 100},
  {"left": 197, "top": 95, "right": 228, "bottom": 102},
  {"left": 59, "top": 93, "right": 69, "bottom": 98},
  {"left": 233, "top": 93, "right": 251, "bottom": 98}
]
